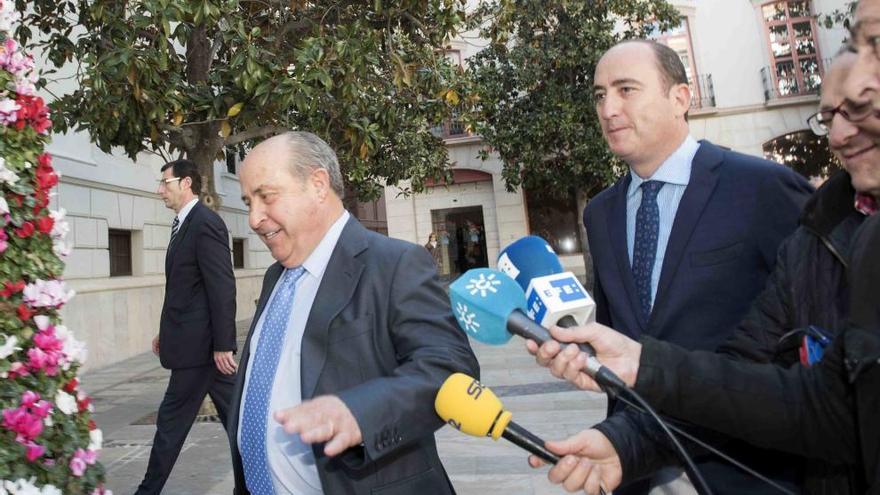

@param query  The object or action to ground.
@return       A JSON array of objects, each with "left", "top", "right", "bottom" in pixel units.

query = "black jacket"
[
  {"left": 634, "top": 212, "right": 880, "bottom": 493},
  {"left": 597, "top": 171, "right": 865, "bottom": 493},
  {"left": 159, "top": 200, "right": 237, "bottom": 369}
]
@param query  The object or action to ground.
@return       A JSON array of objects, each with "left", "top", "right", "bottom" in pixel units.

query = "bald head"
[{"left": 246, "top": 131, "right": 345, "bottom": 198}]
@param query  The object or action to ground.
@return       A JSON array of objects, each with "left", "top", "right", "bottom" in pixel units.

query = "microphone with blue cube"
[
  {"left": 496, "top": 235, "right": 563, "bottom": 288},
  {"left": 497, "top": 236, "right": 596, "bottom": 328},
  {"left": 448, "top": 267, "right": 625, "bottom": 391}
]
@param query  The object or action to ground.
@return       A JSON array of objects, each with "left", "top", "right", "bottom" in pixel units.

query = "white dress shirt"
[
  {"left": 238, "top": 210, "right": 350, "bottom": 495},
  {"left": 175, "top": 198, "right": 199, "bottom": 227},
  {"left": 625, "top": 135, "right": 700, "bottom": 310}
]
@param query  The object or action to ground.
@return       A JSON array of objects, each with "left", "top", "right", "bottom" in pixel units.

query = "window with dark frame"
[
  {"left": 762, "top": 0, "right": 823, "bottom": 98},
  {"left": 523, "top": 188, "right": 583, "bottom": 255},
  {"left": 232, "top": 238, "right": 245, "bottom": 269},
  {"left": 108, "top": 229, "right": 132, "bottom": 277}
]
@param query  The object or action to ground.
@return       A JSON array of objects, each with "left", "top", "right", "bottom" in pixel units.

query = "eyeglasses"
[
  {"left": 806, "top": 100, "right": 874, "bottom": 136},
  {"left": 848, "top": 18, "right": 880, "bottom": 60},
  {"left": 157, "top": 177, "right": 183, "bottom": 187}
]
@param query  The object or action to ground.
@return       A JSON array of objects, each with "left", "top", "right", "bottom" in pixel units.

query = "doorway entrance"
[{"left": 430, "top": 206, "right": 488, "bottom": 280}]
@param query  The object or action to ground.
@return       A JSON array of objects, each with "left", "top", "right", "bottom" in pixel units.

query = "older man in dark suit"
[
  {"left": 229, "top": 131, "right": 479, "bottom": 495},
  {"left": 136, "top": 159, "right": 238, "bottom": 494}
]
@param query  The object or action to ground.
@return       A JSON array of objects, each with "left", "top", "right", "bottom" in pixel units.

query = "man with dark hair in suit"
[
  {"left": 561, "top": 39, "right": 813, "bottom": 494},
  {"left": 135, "top": 158, "right": 238, "bottom": 495},
  {"left": 229, "top": 131, "right": 478, "bottom": 495}
]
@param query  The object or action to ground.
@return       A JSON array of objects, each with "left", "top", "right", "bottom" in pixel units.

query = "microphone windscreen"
[
  {"left": 497, "top": 236, "right": 563, "bottom": 290},
  {"left": 435, "top": 373, "right": 511, "bottom": 440},
  {"left": 449, "top": 268, "right": 528, "bottom": 345}
]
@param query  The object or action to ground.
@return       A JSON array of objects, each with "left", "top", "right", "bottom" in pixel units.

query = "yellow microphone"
[{"left": 435, "top": 373, "right": 560, "bottom": 464}]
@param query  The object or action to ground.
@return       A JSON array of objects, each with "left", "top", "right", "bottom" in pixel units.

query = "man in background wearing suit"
[
  {"left": 569, "top": 40, "right": 813, "bottom": 494},
  {"left": 136, "top": 159, "right": 238, "bottom": 495},
  {"left": 229, "top": 131, "right": 479, "bottom": 495}
]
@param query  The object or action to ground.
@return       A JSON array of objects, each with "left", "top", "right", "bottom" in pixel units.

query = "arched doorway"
[
  {"left": 762, "top": 129, "right": 840, "bottom": 187},
  {"left": 426, "top": 169, "right": 493, "bottom": 280}
]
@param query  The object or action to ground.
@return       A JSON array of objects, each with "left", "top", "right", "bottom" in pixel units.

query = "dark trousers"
[{"left": 135, "top": 364, "right": 236, "bottom": 495}]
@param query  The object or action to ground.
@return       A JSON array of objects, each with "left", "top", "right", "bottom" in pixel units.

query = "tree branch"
[{"left": 226, "top": 125, "right": 288, "bottom": 146}]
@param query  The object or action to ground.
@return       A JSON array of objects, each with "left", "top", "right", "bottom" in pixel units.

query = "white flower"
[
  {"left": 0, "top": 334, "right": 18, "bottom": 359},
  {"left": 49, "top": 209, "right": 70, "bottom": 240},
  {"left": 0, "top": 155, "right": 18, "bottom": 186},
  {"left": 88, "top": 428, "right": 103, "bottom": 451},
  {"left": 43, "top": 416, "right": 53, "bottom": 427},
  {"left": 54, "top": 325, "right": 87, "bottom": 365},
  {"left": 23, "top": 279, "right": 75, "bottom": 308},
  {"left": 0, "top": 478, "right": 59, "bottom": 495},
  {"left": 0, "top": 1, "right": 21, "bottom": 34},
  {"left": 55, "top": 390, "right": 77, "bottom": 415},
  {"left": 33, "top": 315, "right": 51, "bottom": 330},
  {"left": 52, "top": 239, "right": 71, "bottom": 258},
  {"left": 0, "top": 196, "right": 8, "bottom": 215}
]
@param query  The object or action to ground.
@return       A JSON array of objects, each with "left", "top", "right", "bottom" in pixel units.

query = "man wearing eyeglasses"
[
  {"left": 135, "top": 159, "right": 238, "bottom": 495},
  {"left": 526, "top": 51, "right": 879, "bottom": 495}
]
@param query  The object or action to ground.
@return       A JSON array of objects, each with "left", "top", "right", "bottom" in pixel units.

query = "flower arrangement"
[{"left": 0, "top": 1, "right": 109, "bottom": 493}]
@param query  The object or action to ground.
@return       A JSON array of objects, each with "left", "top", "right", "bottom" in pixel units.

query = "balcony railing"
[
  {"left": 432, "top": 109, "right": 469, "bottom": 139},
  {"left": 761, "top": 58, "right": 831, "bottom": 101},
  {"left": 690, "top": 73, "right": 716, "bottom": 110}
]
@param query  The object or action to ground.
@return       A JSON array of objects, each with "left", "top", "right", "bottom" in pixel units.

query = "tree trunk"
[{"left": 187, "top": 122, "right": 223, "bottom": 210}]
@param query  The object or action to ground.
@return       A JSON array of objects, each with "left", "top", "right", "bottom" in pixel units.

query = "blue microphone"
[
  {"left": 449, "top": 268, "right": 625, "bottom": 391},
  {"left": 498, "top": 236, "right": 595, "bottom": 328},
  {"left": 497, "top": 236, "right": 562, "bottom": 289}
]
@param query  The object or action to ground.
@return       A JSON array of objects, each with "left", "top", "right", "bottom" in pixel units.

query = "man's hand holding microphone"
[{"left": 526, "top": 323, "right": 642, "bottom": 393}]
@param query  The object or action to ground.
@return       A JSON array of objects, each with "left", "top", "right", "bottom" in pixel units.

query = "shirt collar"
[
  {"left": 299, "top": 210, "right": 350, "bottom": 279},
  {"left": 628, "top": 135, "right": 699, "bottom": 197},
  {"left": 176, "top": 198, "right": 199, "bottom": 225}
]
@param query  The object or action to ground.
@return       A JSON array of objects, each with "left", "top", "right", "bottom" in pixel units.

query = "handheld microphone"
[
  {"left": 496, "top": 236, "right": 563, "bottom": 289},
  {"left": 498, "top": 236, "right": 595, "bottom": 328},
  {"left": 449, "top": 268, "right": 626, "bottom": 391},
  {"left": 435, "top": 373, "right": 559, "bottom": 464}
]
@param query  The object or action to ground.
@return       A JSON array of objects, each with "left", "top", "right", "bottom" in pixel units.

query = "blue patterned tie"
[
  {"left": 240, "top": 266, "right": 306, "bottom": 495},
  {"left": 632, "top": 181, "right": 664, "bottom": 318}
]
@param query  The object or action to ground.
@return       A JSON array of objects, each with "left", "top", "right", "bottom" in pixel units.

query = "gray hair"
[{"left": 282, "top": 131, "right": 345, "bottom": 197}]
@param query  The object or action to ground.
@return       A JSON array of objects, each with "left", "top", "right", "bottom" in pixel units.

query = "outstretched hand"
[{"left": 274, "top": 395, "right": 363, "bottom": 457}]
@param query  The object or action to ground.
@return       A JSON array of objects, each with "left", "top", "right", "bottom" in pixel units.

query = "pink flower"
[
  {"left": 8, "top": 360, "right": 29, "bottom": 378},
  {"left": 0, "top": 228, "right": 7, "bottom": 254},
  {"left": 2, "top": 405, "right": 43, "bottom": 441},
  {"left": 25, "top": 441, "right": 45, "bottom": 461},
  {"left": 69, "top": 455, "right": 87, "bottom": 476},
  {"left": 69, "top": 448, "right": 96, "bottom": 476},
  {"left": 32, "top": 400, "right": 52, "bottom": 418},
  {"left": 21, "top": 390, "right": 39, "bottom": 407}
]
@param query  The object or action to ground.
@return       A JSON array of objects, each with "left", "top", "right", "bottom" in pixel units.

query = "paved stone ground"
[{"left": 84, "top": 318, "right": 607, "bottom": 495}]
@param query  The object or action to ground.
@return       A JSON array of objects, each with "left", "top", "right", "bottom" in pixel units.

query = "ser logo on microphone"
[{"left": 466, "top": 378, "right": 486, "bottom": 400}]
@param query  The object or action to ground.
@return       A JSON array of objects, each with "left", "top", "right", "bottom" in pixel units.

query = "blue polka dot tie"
[
  {"left": 632, "top": 181, "right": 664, "bottom": 319},
  {"left": 240, "top": 266, "right": 306, "bottom": 495}
]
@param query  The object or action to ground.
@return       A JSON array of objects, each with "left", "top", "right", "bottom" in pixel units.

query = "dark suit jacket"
[
  {"left": 228, "top": 216, "right": 479, "bottom": 495},
  {"left": 584, "top": 141, "right": 813, "bottom": 493},
  {"left": 159, "top": 200, "right": 237, "bottom": 370}
]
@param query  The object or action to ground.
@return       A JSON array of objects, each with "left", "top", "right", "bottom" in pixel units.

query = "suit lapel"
[
  {"left": 165, "top": 202, "right": 198, "bottom": 273},
  {"left": 651, "top": 141, "right": 722, "bottom": 324},
  {"left": 301, "top": 217, "right": 367, "bottom": 400},
  {"left": 605, "top": 174, "right": 648, "bottom": 333}
]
